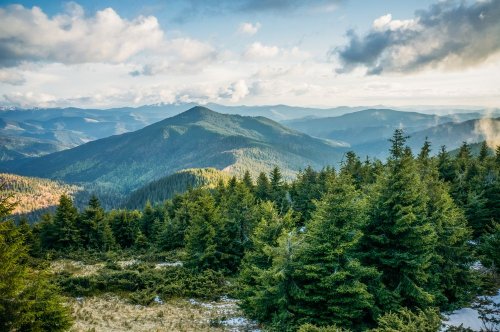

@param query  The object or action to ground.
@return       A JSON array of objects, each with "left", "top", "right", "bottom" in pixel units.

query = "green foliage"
[
  {"left": 56, "top": 264, "right": 226, "bottom": 303},
  {"left": 370, "top": 307, "right": 442, "bottom": 332},
  {"left": 290, "top": 174, "right": 376, "bottom": 330},
  {"left": 361, "top": 131, "right": 437, "bottom": 310},
  {"left": 298, "top": 323, "right": 351, "bottom": 332},
  {"left": 479, "top": 221, "right": 500, "bottom": 273},
  {"left": 0, "top": 195, "right": 71, "bottom": 331}
]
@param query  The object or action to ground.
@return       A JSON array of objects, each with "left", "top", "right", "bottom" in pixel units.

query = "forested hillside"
[
  {"left": 0, "top": 106, "right": 345, "bottom": 197},
  {"left": 1, "top": 131, "right": 498, "bottom": 331},
  {"left": 0, "top": 173, "right": 81, "bottom": 216},
  {"left": 124, "top": 168, "right": 231, "bottom": 209}
]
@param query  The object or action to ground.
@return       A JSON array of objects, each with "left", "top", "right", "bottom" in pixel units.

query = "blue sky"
[{"left": 0, "top": 0, "right": 499, "bottom": 108}]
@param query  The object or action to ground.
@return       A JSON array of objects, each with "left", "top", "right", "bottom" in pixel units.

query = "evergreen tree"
[
  {"left": 255, "top": 172, "right": 271, "bottom": 201},
  {"left": 238, "top": 202, "right": 294, "bottom": 322},
  {"left": 242, "top": 170, "right": 255, "bottom": 191},
  {"left": 0, "top": 194, "right": 72, "bottom": 331},
  {"left": 269, "top": 166, "right": 290, "bottom": 213},
  {"left": 361, "top": 130, "right": 437, "bottom": 311},
  {"left": 290, "top": 166, "right": 322, "bottom": 224},
  {"left": 437, "top": 146, "right": 454, "bottom": 183},
  {"left": 218, "top": 181, "right": 257, "bottom": 273},
  {"left": 141, "top": 201, "right": 155, "bottom": 240},
  {"left": 290, "top": 174, "right": 376, "bottom": 330},
  {"left": 52, "top": 194, "right": 80, "bottom": 250},
  {"left": 109, "top": 210, "right": 141, "bottom": 248},
  {"left": 184, "top": 191, "right": 221, "bottom": 271},
  {"left": 341, "top": 151, "right": 364, "bottom": 188},
  {"left": 78, "top": 195, "right": 109, "bottom": 250},
  {"left": 425, "top": 175, "right": 474, "bottom": 308}
]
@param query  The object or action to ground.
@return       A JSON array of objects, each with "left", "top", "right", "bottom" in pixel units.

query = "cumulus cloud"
[
  {"left": 244, "top": 42, "right": 280, "bottom": 60},
  {"left": 238, "top": 22, "right": 261, "bottom": 36},
  {"left": 335, "top": 0, "right": 500, "bottom": 74},
  {"left": 0, "top": 3, "right": 164, "bottom": 66}
]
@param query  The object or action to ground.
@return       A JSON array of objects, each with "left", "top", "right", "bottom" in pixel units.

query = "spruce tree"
[
  {"left": 184, "top": 191, "right": 221, "bottom": 271},
  {"left": 255, "top": 172, "right": 271, "bottom": 201},
  {"left": 0, "top": 194, "right": 71, "bottom": 331},
  {"left": 290, "top": 174, "right": 376, "bottom": 330},
  {"left": 290, "top": 166, "right": 322, "bottom": 224},
  {"left": 218, "top": 181, "right": 257, "bottom": 273},
  {"left": 361, "top": 130, "right": 437, "bottom": 311},
  {"left": 238, "top": 201, "right": 294, "bottom": 321},
  {"left": 52, "top": 194, "right": 80, "bottom": 251}
]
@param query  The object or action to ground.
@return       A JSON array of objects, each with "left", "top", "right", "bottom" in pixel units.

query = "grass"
[
  {"left": 68, "top": 294, "right": 259, "bottom": 332},
  {"left": 50, "top": 256, "right": 259, "bottom": 331}
]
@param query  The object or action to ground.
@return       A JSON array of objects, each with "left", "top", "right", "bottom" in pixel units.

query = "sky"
[{"left": 0, "top": 0, "right": 499, "bottom": 109}]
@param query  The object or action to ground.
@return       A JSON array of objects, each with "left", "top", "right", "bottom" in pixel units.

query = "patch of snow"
[
  {"left": 155, "top": 261, "right": 183, "bottom": 269},
  {"left": 442, "top": 290, "right": 500, "bottom": 331}
]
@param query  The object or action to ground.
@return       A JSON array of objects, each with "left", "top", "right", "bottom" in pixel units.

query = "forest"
[{"left": 1, "top": 130, "right": 499, "bottom": 331}]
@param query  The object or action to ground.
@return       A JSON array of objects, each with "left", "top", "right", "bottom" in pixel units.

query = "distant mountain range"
[
  {"left": 1, "top": 103, "right": 497, "bottom": 161},
  {"left": 0, "top": 106, "right": 346, "bottom": 198}
]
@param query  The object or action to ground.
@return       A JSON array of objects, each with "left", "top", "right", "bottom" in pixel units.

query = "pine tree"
[
  {"left": 361, "top": 130, "right": 437, "bottom": 311},
  {"left": 290, "top": 174, "right": 376, "bottom": 330}
]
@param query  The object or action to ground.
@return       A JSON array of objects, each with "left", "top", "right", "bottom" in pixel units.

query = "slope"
[
  {"left": 124, "top": 168, "right": 231, "bottom": 209},
  {"left": 1, "top": 106, "right": 345, "bottom": 195},
  {"left": 283, "top": 109, "right": 458, "bottom": 145}
]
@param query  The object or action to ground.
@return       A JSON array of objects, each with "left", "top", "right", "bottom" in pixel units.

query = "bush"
[
  {"left": 55, "top": 265, "right": 227, "bottom": 301},
  {"left": 370, "top": 307, "right": 442, "bottom": 332}
]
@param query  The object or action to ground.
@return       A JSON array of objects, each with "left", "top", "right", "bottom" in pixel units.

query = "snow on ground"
[{"left": 442, "top": 290, "right": 500, "bottom": 331}]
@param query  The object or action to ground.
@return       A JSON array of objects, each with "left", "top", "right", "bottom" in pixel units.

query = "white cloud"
[
  {"left": 0, "top": 4, "right": 165, "bottom": 66},
  {"left": 0, "top": 69, "right": 25, "bottom": 85},
  {"left": 237, "top": 22, "right": 261, "bottom": 36},
  {"left": 243, "top": 42, "right": 280, "bottom": 60},
  {"left": 372, "top": 14, "right": 418, "bottom": 32}
]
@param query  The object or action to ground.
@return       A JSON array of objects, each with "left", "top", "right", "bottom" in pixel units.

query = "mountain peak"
[{"left": 183, "top": 106, "right": 217, "bottom": 116}]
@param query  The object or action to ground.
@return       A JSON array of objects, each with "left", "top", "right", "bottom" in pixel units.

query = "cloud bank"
[
  {"left": 335, "top": 0, "right": 500, "bottom": 74},
  {"left": 0, "top": 3, "right": 164, "bottom": 67}
]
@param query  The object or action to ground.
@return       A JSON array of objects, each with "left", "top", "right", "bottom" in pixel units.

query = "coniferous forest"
[{"left": 1, "top": 130, "right": 499, "bottom": 331}]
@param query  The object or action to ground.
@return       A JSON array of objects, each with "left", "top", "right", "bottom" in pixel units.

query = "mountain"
[
  {"left": 124, "top": 168, "right": 231, "bottom": 209},
  {"left": 352, "top": 117, "right": 500, "bottom": 159},
  {"left": 282, "top": 109, "right": 459, "bottom": 145},
  {"left": 0, "top": 103, "right": 361, "bottom": 159},
  {"left": 1, "top": 107, "right": 346, "bottom": 198}
]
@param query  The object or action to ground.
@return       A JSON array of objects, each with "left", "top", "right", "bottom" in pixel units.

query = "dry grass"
[
  {"left": 68, "top": 294, "right": 260, "bottom": 332},
  {"left": 50, "top": 259, "right": 104, "bottom": 277}
]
